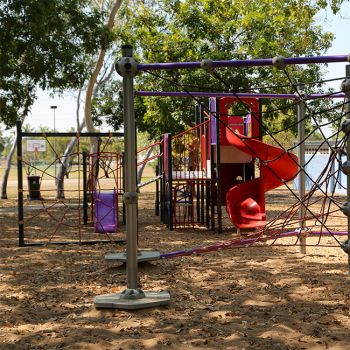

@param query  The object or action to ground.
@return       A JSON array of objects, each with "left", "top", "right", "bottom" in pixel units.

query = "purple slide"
[{"left": 94, "top": 191, "right": 118, "bottom": 233}]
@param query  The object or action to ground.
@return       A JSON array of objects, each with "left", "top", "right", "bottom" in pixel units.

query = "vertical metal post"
[
  {"left": 167, "top": 134, "right": 174, "bottom": 230},
  {"left": 122, "top": 152, "right": 126, "bottom": 224},
  {"left": 120, "top": 46, "right": 138, "bottom": 290},
  {"left": 297, "top": 89, "right": 307, "bottom": 254},
  {"left": 94, "top": 46, "right": 169, "bottom": 309},
  {"left": 199, "top": 103, "right": 205, "bottom": 225},
  {"left": 155, "top": 165, "right": 160, "bottom": 216},
  {"left": 195, "top": 104, "right": 200, "bottom": 223},
  {"left": 215, "top": 99, "right": 223, "bottom": 234},
  {"left": 345, "top": 65, "right": 350, "bottom": 274},
  {"left": 82, "top": 151, "right": 88, "bottom": 225},
  {"left": 210, "top": 144, "right": 215, "bottom": 231},
  {"left": 17, "top": 121, "right": 24, "bottom": 247},
  {"left": 50, "top": 105, "right": 57, "bottom": 183},
  {"left": 160, "top": 138, "right": 165, "bottom": 223}
]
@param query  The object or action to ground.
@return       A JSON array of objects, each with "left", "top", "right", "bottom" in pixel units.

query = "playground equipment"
[
  {"left": 16, "top": 123, "right": 125, "bottom": 246},
  {"left": 152, "top": 95, "right": 299, "bottom": 231},
  {"left": 95, "top": 46, "right": 170, "bottom": 310},
  {"left": 95, "top": 46, "right": 350, "bottom": 311},
  {"left": 86, "top": 151, "right": 123, "bottom": 233},
  {"left": 94, "top": 191, "right": 118, "bottom": 233}
]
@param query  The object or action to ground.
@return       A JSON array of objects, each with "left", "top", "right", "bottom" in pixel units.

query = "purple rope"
[
  {"left": 159, "top": 231, "right": 347, "bottom": 259},
  {"left": 138, "top": 55, "right": 349, "bottom": 71}
]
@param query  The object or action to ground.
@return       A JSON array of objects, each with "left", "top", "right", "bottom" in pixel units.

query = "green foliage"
[
  {"left": 109, "top": 0, "right": 339, "bottom": 138},
  {"left": 0, "top": 0, "right": 114, "bottom": 128}
]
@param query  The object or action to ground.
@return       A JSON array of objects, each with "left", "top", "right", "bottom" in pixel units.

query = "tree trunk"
[
  {"left": 0, "top": 135, "right": 17, "bottom": 199},
  {"left": 83, "top": 0, "right": 123, "bottom": 192},
  {"left": 137, "top": 146, "right": 154, "bottom": 187},
  {"left": 84, "top": 0, "right": 122, "bottom": 133},
  {"left": 56, "top": 87, "right": 85, "bottom": 199},
  {"left": 56, "top": 120, "right": 86, "bottom": 199}
]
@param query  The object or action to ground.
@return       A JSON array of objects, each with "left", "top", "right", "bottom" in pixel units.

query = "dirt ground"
[{"left": 1, "top": 187, "right": 350, "bottom": 350}]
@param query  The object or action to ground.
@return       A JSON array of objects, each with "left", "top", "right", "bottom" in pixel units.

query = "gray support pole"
[
  {"left": 297, "top": 92, "right": 307, "bottom": 254},
  {"left": 94, "top": 46, "right": 169, "bottom": 309},
  {"left": 120, "top": 46, "right": 139, "bottom": 290}
]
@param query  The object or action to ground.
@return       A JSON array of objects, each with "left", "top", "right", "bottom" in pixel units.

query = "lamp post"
[{"left": 50, "top": 106, "right": 57, "bottom": 182}]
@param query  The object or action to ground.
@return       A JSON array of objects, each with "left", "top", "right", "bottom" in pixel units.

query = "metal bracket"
[
  {"left": 115, "top": 56, "right": 138, "bottom": 77},
  {"left": 296, "top": 227, "right": 310, "bottom": 237},
  {"left": 272, "top": 56, "right": 286, "bottom": 70},
  {"left": 123, "top": 191, "right": 138, "bottom": 204},
  {"left": 341, "top": 79, "right": 350, "bottom": 98},
  {"left": 342, "top": 119, "right": 350, "bottom": 134},
  {"left": 341, "top": 240, "right": 350, "bottom": 255},
  {"left": 341, "top": 202, "right": 350, "bottom": 217},
  {"left": 341, "top": 161, "right": 350, "bottom": 176},
  {"left": 200, "top": 59, "right": 214, "bottom": 71},
  {"left": 120, "top": 288, "right": 146, "bottom": 300}
]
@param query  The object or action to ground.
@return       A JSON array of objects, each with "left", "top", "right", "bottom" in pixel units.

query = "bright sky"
[{"left": 3, "top": 5, "right": 350, "bottom": 136}]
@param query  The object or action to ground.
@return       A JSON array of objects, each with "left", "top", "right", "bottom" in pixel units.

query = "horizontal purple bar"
[
  {"left": 138, "top": 55, "right": 349, "bottom": 71},
  {"left": 136, "top": 91, "right": 345, "bottom": 100}
]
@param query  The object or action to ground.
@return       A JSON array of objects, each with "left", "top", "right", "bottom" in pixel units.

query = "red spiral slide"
[{"left": 225, "top": 128, "right": 299, "bottom": 229}]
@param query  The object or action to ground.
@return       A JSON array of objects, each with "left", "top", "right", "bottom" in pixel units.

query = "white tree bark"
[
  {"left": 0, "top": 133, "right": 17, "bottom": 199},
  {"left": 84, "top": 0, "right": 123, "bottom": 191},
  {"left": 84, "top": 0, "right": 123, "bottom": 133}
]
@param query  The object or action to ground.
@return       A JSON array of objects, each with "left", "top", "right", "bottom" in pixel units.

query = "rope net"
[
  {"left": 21, "top": 134, "right": 125, "bottom": 245},
  {"left": 144, "top": 67, "right": 350, "bottom": 258}
]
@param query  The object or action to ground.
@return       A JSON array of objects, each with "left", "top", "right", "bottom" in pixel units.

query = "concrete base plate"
[
  {"left": 94, "top": 291, "right": 170, "bottom": 310},
  {"left": 105, "top": 251, "right": 160, "bottom": 263}
]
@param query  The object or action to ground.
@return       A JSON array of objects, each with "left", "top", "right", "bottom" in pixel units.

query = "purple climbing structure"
[{"left": 94, "top": 191, "right": 118, "bottom": 233}]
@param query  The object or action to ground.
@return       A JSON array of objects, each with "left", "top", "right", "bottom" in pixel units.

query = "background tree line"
[{"left": 0, "top": 0, "right": 348, "bottom": 197}]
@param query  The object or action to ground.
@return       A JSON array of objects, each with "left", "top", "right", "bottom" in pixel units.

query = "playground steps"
[{"left": 173, "top": 181, "right": 195, "bottom": 227}]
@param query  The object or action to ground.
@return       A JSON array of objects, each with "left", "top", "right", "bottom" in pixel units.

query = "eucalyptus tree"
[
  {"left": 0, "top": 0, "right": 113, "bottom": 128},
  {"left": 109, "top": 0, "right": 345, "bottom": 138},
  {"left": 0, "top": 0, "right": 114, "bottom": 198}
]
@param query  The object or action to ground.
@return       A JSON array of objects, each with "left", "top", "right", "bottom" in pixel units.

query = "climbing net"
[
  {"left": 17, "top": 128, "right": 125, "bottom": 246},
  {"left": 139, "top": 62, "right": 350, "bottom": 258}
]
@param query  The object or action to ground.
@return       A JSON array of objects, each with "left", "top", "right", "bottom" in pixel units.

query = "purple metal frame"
[
  {"left": 136, "top": 91, "right": 346, "bottom": 99},
  {"left": 137, "top": 55, "right": 349, "bottom": 71}
]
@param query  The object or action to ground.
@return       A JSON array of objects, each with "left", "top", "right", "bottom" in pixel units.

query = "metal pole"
[
  {"left": 94, "top": 45, "right": 169, "bottom": 309},
  {"left": 215, "top": 99, "right": 222, "bottom": 234},
  {"left": 136, "top": 91, "right": 346, "bottom": 99},
  {"left": 167, "top": 134, "right": 173, "bottom": 230},
  {"left": 51, "top": 106, "right": 57, "bottom": 182},
  {"left": 297, "top": 88, "right": 306, "bottom": 254},
  {"left": 345, "top": 65, "right": 350, "bottom": 274},
  {"left": 137, "top": 54, "right": 350, "bottom": 71},
  {"left": 82, "top": 152, "right": 88, "bottom": 225},
  {"left": 17, "top": 121, "right": 24, "bottom": 246},
  {"left": 120, "top": 46, "right": 139, "bottom": 291},
  {"left": 195, "top": 104, "right": 200, "bottom": 223}
]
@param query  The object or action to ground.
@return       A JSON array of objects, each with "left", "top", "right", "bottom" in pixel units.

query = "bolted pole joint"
[
  {"left": 342, "top": 119, "right": 350, "bottom": 134},
  {"left": 123, "top": 191, "right": 138, "bottom": 204},
  {"left": 342, "top": 161, "right": 350, "bottom": 176},
  {"left": 341, "top": 78, "right": 350, "bottom": 98},
  {"left": 272, "top": 56, "right": 286, "bottom": 70},
  {"left": 115, "top": 45, "right": 138, "bottom": 77},
  {"left": 341, "top": 202, "right": 350, "bottom": 217}
]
